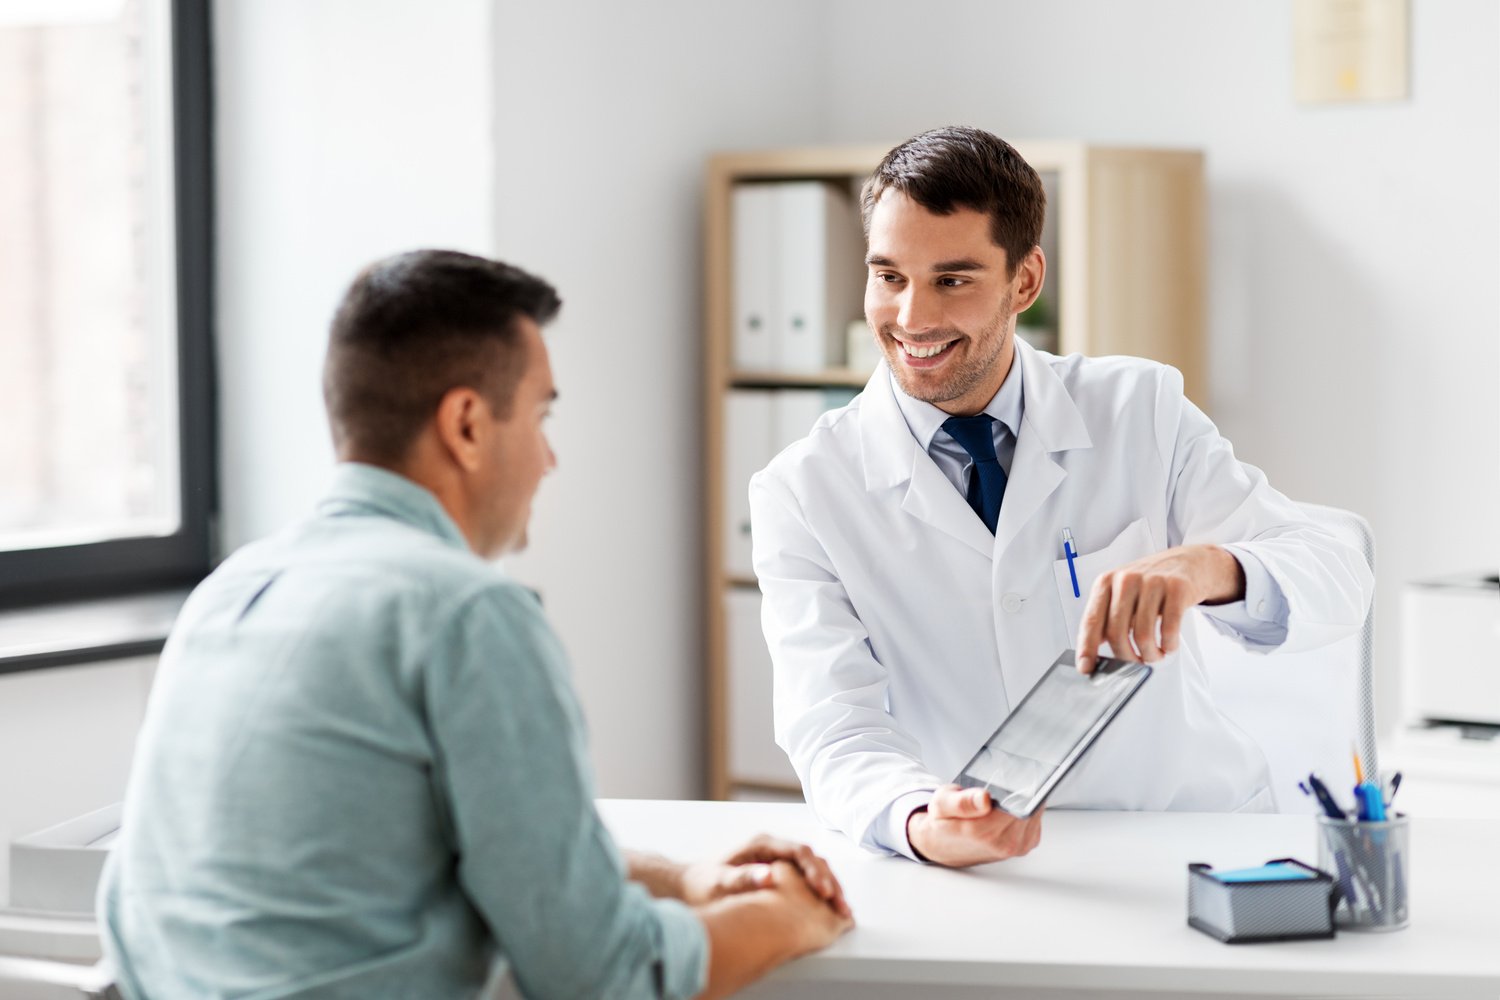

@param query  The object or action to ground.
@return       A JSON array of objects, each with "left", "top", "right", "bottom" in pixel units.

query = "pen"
[
  {"left": 1305, "top": 775, "right": 1359, "bottom": 908},
  {"left": 1062, "top": 528, "right": 1080, "bottom": 598},
  {"left": 1306, "top": 773, "right": 1347, "bottom": 820},
  {"left": 1384, "top": 771, "right": 1402, "bottom": 809}
]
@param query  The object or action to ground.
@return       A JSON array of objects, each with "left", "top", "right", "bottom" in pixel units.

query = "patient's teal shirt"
[{"left": 98, "top": 463, "right": 707, "bottom": 999}]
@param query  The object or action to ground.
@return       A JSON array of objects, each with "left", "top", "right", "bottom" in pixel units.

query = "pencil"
[{"left": 1351, "top": 743, "right": 1365, "bottom": 785}]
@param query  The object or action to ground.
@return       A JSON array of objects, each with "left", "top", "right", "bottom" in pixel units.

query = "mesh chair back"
[{"left": 1190, "top": 503, "right": 1376, "bottom": 812}]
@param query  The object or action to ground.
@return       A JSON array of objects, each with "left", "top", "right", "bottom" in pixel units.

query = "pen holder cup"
[{"left": 1315, "top": 813, "right": 1409, "bottom": 932}]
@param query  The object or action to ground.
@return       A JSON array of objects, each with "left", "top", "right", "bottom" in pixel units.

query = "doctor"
[{"left": 749, "top": 127, "right": 1373, "bottom": 868}]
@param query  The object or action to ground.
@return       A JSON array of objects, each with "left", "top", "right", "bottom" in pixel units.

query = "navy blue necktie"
[{"left": 941, "top": 414, "right": 1007, "bottom": 534}]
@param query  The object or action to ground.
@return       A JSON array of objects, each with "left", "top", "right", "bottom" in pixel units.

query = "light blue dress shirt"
[{"left": 98, "top": 463, "right": 707, "bottom": 1000}]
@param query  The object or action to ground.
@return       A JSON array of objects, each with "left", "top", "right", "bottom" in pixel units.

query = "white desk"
[{"left": 600, "top": 800, "right": 1500, "bottom": 1000}]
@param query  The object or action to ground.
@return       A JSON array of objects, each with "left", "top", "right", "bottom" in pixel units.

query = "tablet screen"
[{"left": 955, "top": 652, "right": 1151, "bottom": 817}]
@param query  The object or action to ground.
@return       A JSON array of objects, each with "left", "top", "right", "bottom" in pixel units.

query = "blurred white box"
[
  {"left": 8, "top": 803, "right": 120, "bottom": 914},
  {"left": 1402, "top": 575, "right": 1500, "bottom": 727},
  {"left": 725, "top": 589, "right": 798, "bottom": 787}
]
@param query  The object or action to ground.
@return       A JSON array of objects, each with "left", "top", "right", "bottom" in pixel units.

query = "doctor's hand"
[
  {"left": 906, "top": 785, "right": 1044, "bottom": 868},
  {"left": 1074, "top": 543, "right": 1245, "bottom": 674},
  {"left": 681, "top": 835, "right": 851, "bottom": 917}
]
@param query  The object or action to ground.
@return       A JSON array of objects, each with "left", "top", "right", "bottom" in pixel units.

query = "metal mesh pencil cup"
[{"left": 1315, "top": 813, "right": 1409, "bottom": 931}]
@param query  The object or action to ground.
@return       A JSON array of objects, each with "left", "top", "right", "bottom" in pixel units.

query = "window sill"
[{"left": 0, "top": 590, "right": 190, "bottom": 676}]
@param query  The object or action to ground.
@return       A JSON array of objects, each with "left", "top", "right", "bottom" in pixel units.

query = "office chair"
[
  {"left": 0, "top": 956, "right": 119, "bottom": 999},
  {"left": 1190, "top": 502, "right": 1378, "bottom": 813}
]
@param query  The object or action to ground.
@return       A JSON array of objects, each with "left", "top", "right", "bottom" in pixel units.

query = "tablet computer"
[{"left": 954, "top": 652, "right": 1152, "bottom": 817}]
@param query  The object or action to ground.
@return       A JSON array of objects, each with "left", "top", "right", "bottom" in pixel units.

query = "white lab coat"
[{"left": 749, "top": 340, "right": 1374, "bottom": 852}]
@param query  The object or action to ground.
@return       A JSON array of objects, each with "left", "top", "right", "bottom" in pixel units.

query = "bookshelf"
[{"left": 703, "top": 142, "right": 1207, "bottom": 800}]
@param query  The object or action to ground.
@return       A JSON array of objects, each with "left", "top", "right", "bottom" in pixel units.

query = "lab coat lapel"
[
  {"left": 859, "top": 363, "right": 995, "bottom": 559},
  {"left": 993, "top": 341, "right": 1093, "bottom": 560},
  {"left": 904, "top": 452, "right": 996, "bottom": 557}
]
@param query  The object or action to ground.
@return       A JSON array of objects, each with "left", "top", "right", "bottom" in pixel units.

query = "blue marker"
[
  {"left": 1357, "top": 782, "right": 1386, "bottom": 822},
  {"left": 1062, "top": 528, "right": 1080, "bottom": 598}
]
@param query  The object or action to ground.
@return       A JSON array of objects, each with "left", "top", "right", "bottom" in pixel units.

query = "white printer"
[
  {"left": 1389, "top": 574, "right": 1500, "bottom": 818},
  {"left": 1401, "top": 573, "right": 1500, "bottom": 729}
]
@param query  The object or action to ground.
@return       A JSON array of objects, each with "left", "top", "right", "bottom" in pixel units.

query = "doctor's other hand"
[
  {"left": 1074, "top": 543, "right": 1245, "bottom": 675},
  {"left": 682, "top": 834, "right": 850, "bottom": 917},
  {"left": 906, "top": 785, "right": 1044, "bottom": 868}
]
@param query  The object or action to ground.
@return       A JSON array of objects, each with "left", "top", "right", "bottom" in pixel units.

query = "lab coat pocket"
[{"left": 1053, "top": 517, "right": 1156, "bottom": 648}]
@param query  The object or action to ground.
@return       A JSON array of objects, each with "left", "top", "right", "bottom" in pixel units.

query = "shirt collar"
[
  {"left": 890, "top": 346, "right": 1026, "bottom": 451},
  {"left": 317, "top": 462, "right": 471, "bottom": 552}
]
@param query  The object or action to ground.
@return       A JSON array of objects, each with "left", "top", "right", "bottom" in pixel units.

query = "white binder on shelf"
[
  {"left": 773, "top": 182, "right": 864, "bottom": 373},
  {"left": 773, "top": 388, "right": 856, "bottom": 450},
  {"left": 731, "top": 184, "right": 776, "bottom": 371},
  {"left": 723, "top": 389, "right": 859, "bottom": 582},
  {"left": 725, "top": 589, "right": 799, "bottom": 788},
  {"left": 722, "top": 390, "right": 773, "bottom": 580}
]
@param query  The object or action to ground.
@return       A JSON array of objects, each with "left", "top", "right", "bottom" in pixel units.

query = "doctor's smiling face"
[
  {"left": 864, "top": 191, "right": 1044, "bottom": 416},
  {"left": 861, "top": 126, "right": 1048, "bottom": 416}
]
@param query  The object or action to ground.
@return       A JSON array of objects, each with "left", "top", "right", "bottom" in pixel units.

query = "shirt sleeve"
[
  {"left": 423, "top": 582, "right": 707, "bottom": 1000},
  {"left": 875, "top": 790, "right": 939, "bottom": 860},
  {"left": 1196, "top": 545, "right": 1291, "bottom": 647}
]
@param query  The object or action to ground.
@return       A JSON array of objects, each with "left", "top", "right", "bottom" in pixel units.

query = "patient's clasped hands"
[{"left": 681, "top": 833, "right": 851, "bottom": 918}]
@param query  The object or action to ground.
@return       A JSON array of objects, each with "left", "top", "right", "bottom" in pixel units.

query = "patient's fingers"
[{"left": 723, "top": 834, "right": 849, "bottom": 915}]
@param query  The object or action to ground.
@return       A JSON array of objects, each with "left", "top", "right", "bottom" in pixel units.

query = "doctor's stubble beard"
[{"left": 880, "top": 291, "right": 1013, "bottom": 406}]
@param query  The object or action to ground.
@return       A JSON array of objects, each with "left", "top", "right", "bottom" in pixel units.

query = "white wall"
[
  {"left": 492, "top": 1, "right": 1498, "bottom": 793},
  {"left": 491, "top": 0, "right": 828, "bottom": 797},
  {"left": 43, "top": 1, "right": 1476, "bottom": 818},
  {"left": 819, "top": 0, "right": 1500, "bottom": 736},
  {"left": 3, "top": 0, "right": 1489, "bottom": 902},
  {"left": 214, "top": 0, "right": 496, "bottom": 551},
  {"left": 208, "top": 0, "right": 829, "bottom": 798}
]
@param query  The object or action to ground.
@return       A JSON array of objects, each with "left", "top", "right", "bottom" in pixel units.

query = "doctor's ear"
[
  {"left": 1009, "top": 246, "right": 1047, "bottom": 314},
  {"left": 433, "top": 386, "right": 488, "bottom": 473}
]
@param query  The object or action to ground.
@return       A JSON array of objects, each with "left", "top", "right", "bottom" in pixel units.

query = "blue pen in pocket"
[{"left": 1062, "top": 528, "right": 1080, "bottom": 598}]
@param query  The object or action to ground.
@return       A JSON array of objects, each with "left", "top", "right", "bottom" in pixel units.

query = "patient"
[{"left": 98, "top": 250, "right": 852, "bottom": 999}]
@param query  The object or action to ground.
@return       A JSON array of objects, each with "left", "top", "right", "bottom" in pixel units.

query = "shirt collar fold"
[
  {"left": 318, "top": 463, "right": 471, "bottom": 552},
  {"left": 890, "top": 344, "right": 1026, "bottom": 451}
]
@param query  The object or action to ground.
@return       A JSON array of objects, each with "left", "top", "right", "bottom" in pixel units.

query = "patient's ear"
[{"left": 433, "top": 386, "right": 487, "bottom": 473}]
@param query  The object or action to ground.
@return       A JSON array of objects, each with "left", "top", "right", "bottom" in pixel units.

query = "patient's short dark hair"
[
  {"left": 322, "top": 249, "right": 561, "bottom": 464},
  {"left": 861, "top": 126, "right": 1046, "bottom": 277}
]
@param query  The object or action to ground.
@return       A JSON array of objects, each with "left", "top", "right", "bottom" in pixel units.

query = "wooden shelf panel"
[
  {"left": 727, "top": 780, "right": 804, "bottom": 802},
  {"left": 729, "top": 368, "right": 873, "bottom": 390}
]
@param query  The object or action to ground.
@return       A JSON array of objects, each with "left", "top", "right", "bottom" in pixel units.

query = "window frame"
[{"left": 0, "top": 0, "right": 217, "bottom": 611}]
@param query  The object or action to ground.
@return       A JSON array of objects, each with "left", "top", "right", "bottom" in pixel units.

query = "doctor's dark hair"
[
  {"left": 322, "top": 249, "right": 561, "bottom": 464},
  {"left": 861, "top": 126, "right": 1046, "bottom": 277}
]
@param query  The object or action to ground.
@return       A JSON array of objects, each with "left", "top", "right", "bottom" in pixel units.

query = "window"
[{"left": 0, "top": 0, "right": 213, "bottom": 608}]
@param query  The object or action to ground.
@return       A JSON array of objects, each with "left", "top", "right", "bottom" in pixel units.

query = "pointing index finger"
[{"left": 1075, "top": 575, "right": 1111, "bottom": 674}]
